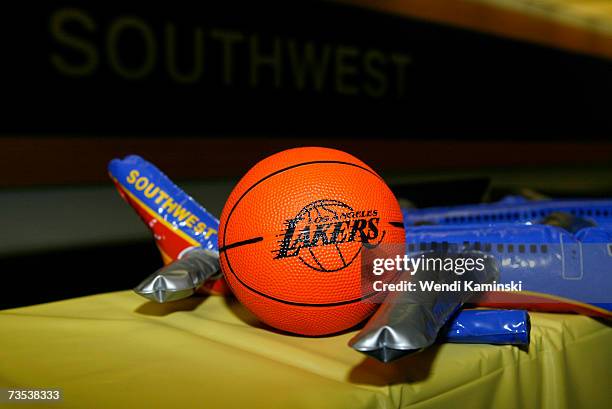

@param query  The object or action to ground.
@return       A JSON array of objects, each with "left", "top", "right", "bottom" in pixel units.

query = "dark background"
[
  {"left": 1, "top": 0, "right": 611, "bottom": 139},
  {"left": 0, "top": 0, "right": 611, "bottom": 309}
]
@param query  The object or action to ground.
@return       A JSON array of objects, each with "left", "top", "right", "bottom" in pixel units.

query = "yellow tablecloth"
[{"left": 0, "top": 291, "right": 610, "bottom": 409}]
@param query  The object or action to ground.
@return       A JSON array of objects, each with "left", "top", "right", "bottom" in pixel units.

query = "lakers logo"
[{"left": 273, "top": 199, "right": 385, "bottom": 272}]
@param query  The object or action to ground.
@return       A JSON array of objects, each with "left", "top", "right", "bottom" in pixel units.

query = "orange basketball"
[{"left": 218, "top": 147, "right": 405, "bottom": 335}]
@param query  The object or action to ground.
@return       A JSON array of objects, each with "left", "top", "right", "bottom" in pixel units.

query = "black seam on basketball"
[
  {"left": 389, "top": 221, "right": 405, "bottom": 228},
  {"left": 222, "top": 160, "right": 383, "bottom": 307},
  {"left": 335, "top": 243, "right": 347, "bottom": 267},
  {"left": 223, "top": 265, "right": 401, "bottom": 307},
  {"left": 224, "top": 274, "right": 381, "bottom": 307},
  {"left": 219, "top": 237, "right": 263, "bottom": 253},
  {"left": 307, "top": 247, "right": 325, "bottom": 270},
  {"left": 296, "top": 245, "right": 362, "bottom": 273},
  {"left": 222, "top": 160, "right": 380, "bottom": 248}
]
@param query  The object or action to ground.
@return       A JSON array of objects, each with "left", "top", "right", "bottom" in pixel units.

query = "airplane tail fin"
[{"left": 108, "top": 155, "right": 228, "bottom": 295}]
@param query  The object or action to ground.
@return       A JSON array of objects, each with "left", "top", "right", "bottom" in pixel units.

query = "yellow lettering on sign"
[
  {"left": 250, "top": 35, "right": 282, "bottom": 88},
  {"left": 165, "top": 23, "right": 204, "bottom": 84},
  {"left": 126, "top": 169, "right": 139, "bottom": 184},
  {"left": 49, "top": 8, "right": 99, "bottom": 77},
  {"left": 184, "top": 214, "right": 199, "bottom": 228},
  {"left": 154, "top": 191, "right": 169, "bottom": 205},
  {"left": 287, "top": 40, "right": 331, "bottom": 92},
  {"left": 391, "top": 53, "right": 411, "bottom": 97},
  {"left": 210, "top": 29, "right": 245, "bottom": 85},
  {"left": 363, "top": 50, "right": 388, "bottom": 98},
  {"left": 335, "top": 46, "right": 360, "bottom": 96},
  {"left": 143, "top": 184, "right": 160, "bottom": 199},
  {"left": 172, "top": 205, "right": 192, "bottom": 221},
  {"left": 107, "top": 16, "right": 157, "bottom": 79},
  {"left": 48, "top": 8, "right": 414, "bottom": 99},
  {"left": 161, "top": 197, "right": 177, "bottom": 213},
  {"left": 194, "top": 222, "right": 207, "bottom": 235},
  {"left": 134, "top": 176, "right": 149, "bottom": 191},
  {"left": 205, "top": 228, "right": 218, "bottom": 239}
]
